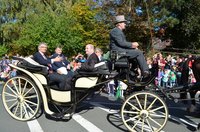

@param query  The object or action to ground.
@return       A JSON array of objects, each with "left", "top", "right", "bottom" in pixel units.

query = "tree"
[
  {"left": 168, "top": 0, "right": 200, "bottom": 52},
  {"left": 0, "top": 0, "right": 110, "bottom": 57},
  {"left": 94, "top": 0, "right": 179, "bottom": 53}
]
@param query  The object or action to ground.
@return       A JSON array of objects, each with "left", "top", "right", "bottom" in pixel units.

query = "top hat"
[{"left": 115, "top": 15, "right": 127, "bottom": 24}]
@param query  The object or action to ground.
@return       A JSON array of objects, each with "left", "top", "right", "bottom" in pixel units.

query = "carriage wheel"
[
  {"left": 121, "top": 91, "right": 168, "bottom": 132},
  {"left": 2, "top": 76, "right": 41, "bottom": 121}
]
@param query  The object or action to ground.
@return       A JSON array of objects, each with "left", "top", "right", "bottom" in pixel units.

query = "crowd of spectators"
[
  {"left": 152, "top": 53, "right": 196, "bottom": 88},
  {"left": 0, "top": 54, "right": 18, "bottom": 83}
]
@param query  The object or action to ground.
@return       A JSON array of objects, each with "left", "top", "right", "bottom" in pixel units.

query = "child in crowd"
[
  {"left": 169, "top": 66, "right": 177, "bottom": 87},
  {"left": 162, "top": 69, "right": 169, "bottom": 88}
]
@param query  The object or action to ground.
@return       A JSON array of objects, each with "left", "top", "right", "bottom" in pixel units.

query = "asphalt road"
[{"left": 0, "top": 84, "right": 200, "bottom": 132}]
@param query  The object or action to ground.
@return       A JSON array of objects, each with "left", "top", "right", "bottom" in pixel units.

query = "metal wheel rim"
[
  {"left": 2, "top": 76, "right": 40, "bottom": 121},
  {"left": 121, "top": 91, "right": 168, "bottom": 132}
]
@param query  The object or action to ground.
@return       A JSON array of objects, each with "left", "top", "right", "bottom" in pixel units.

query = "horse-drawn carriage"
[{"left": 1, "top": 51, "right": 200, "bottom": 132}]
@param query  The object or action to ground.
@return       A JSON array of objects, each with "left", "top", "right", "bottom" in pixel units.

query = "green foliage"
[
  {"left": 168, "top": 0, "right": 200, "bottom": 51},
  {"left": 1, "top": 0, "right": 200, "bottom": 57},
  {"left": 0, "top": 45, "right": 8, "bottom": 57},
  {"left": 0, "top": 0, "right": 109, "bottom": 57}
]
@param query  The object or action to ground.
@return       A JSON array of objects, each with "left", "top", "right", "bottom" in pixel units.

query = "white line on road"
[
  {"left": 27, "top": 119, "right": 44, "bottom": 132},
  {"left": 72, "top": 114, "right": 103, "bottom": 132}
]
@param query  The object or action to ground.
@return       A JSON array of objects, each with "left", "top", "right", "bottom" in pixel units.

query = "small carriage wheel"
[
  {"left": 2, "top": 76, "right": 41, "bottom": 121},
  {"left": 121, "top": 91, "right": 168, "bottom": 132}
]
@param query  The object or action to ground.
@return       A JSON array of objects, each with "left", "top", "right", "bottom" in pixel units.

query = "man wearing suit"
[
  {"left": 50, "top": 46, "right": 72, "bottom": 76},
  {"left": 74, "top": 44, "right": 99, "bottom": 72},
  {"left": 110, "top": 15, "right": 150, "bottom": 77},
  {"left": 33, "top": 42, "right": 71, "bottom": 90}
]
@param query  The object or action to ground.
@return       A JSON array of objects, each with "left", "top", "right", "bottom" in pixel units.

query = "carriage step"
[{"left": 50, "top": 112, "right": 72, "bottom": 119}]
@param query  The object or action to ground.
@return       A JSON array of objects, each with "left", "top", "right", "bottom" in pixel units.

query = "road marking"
[
  {"left": 72, "top": 114, "right": 103, "bottom": 132},
  {"left": 27, "top": 119, "right": 44, "bottom": 132}
]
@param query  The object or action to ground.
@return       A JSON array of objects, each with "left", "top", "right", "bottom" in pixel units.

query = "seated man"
[
  {"left": 33, "top": 42, "right": 71, "bottom": 90},
  {"left": 74, "top": 44, "right": 99, "bottom": 72},
  {"left": 51, "top": 46, "right": 73, "bottom": 77},
  {"left": 110, "top": 15, "right": 150, "bottom": 78}
]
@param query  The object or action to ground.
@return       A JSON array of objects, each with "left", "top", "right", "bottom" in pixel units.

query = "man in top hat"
[{"left": 110, "top": 15, "right": 150, "bottom": 78}]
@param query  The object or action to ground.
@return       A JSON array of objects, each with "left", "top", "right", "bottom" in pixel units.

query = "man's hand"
[
  {"left": 53, "top": 56, "right": 62, "bottom": 62},
  {"left": 132, "top": 42, "right": 139, "bottom": 49}
]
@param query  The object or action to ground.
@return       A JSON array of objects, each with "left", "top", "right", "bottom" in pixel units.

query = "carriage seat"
[
  {"left": 76, "top": 61, "right": 114, "bottom": 76},
  {"left": 17, "top": 57, "right": 48, "bottom": 76},
  {"left": 110, "top": 50, "right": 129, "bottom": 68}
]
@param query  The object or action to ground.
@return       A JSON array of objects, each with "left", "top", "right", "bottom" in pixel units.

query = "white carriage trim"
[
  {"left": 50, "top": 89, "right": 71, "bottom": 102},
  {"left": 195, "top": 91, "right": 200, "bottom": 102},
  {"left": 24, "top": 57, "right": 46, "bottom": 67},
  {"left": 33, "top": 73, "right": 47, "bottom": 85},
  {"left": 94, "top": 61, "right": 106, "bottom": 68},
  {"left": 75, "top": 77, "right": 98, "bottom": 88},
  {"left": 9, "top": 64, "right": 53, "bottom": 115}
]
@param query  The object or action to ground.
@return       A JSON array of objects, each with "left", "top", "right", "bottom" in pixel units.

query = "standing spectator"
[
  {"left": 157, "top": 53, "right": 166, "bottom": 70},
  {"left": 157, "top": 68, "right": 163, "bottom": 86},
  {"left": 169, "top": 66, "right": 177, "bottom": 87},
  {"left": 162, "top": 69, "right": 169, "bottom": 88}
]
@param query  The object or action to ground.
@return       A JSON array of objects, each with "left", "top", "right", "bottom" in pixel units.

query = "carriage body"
[{"left": 1, "top": 54, "right": 169, "bottom": 132}]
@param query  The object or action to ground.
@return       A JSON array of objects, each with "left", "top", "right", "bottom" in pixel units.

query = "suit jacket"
[
  {"left": 80, "top": 53, "right": 99, "bottom": 72},
  {"left": 110, "top": 27, "right": 132, "bottom": 51},
  {"left": 50, "top": 53, "right": 70, "bottom": 72},
  {"left": 33, "top": 52, "right": 51, "bottom": 66}
]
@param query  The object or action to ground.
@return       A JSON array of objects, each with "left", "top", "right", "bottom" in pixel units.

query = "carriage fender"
[{"left": 9, "top": 64, "right": 53, "bottom": 115}]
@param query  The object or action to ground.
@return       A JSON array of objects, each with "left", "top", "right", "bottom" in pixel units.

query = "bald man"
[{"left": 78, "top": 44, "right": 100, "bottom": 72}]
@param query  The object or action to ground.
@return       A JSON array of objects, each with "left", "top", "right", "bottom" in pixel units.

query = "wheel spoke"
[
  {"left": 150, "top": 106, "right": 164, "bottom": 113},
  {"left": 13, "top": 79, "right": 20, "bottom": 94},
  {"left": 144, "top": 94, "right": 147, "bottom": 110},
  {"left": 135, "top": 95, "right": 143, "bottom": 110},
  {"left": 148, "top": 116, "right": 162, "bottom": 127},
  {"left": 5, "top": 98, "right": 17, "bottom": 103},
  {"left": 125, "top": 115, "right": 140, "bottom": 123},
  {"left": 24, "top": 101, "right": 35, "bottom": 116},
  {"left": 150, "top": 112, "right": 166, "bottom": 118},
  {"left": 127, "top": 101, "right": 140, "bottom": 111},
  {"left": 4, "top": 92, "right": 18, "bottom": 98},
  {"left": 24, "top": 95, "right": 37, "bottom": 99},
  {"left": 22, "top": 81, "right": 28, "bottom": 95},
  {"left": 25, "top": 99, "right": 38, "bottom": 106},
  {"left": 20, "top": 103, "right": 23, "bottom": 119},
  {"left": 23, "top": 87, "right": 34, "bottom": 97},
  {"left": 18, "top": 78, "right": 22, "bottom": 94},
  {"left": 6, "top": 85, "right": 18, "bottom": 96},
  {"left": 8, "top": 100, "right": 18, "bottom": 110},
  {"left": 123, "top": 110, "right": 139, "bottom": 114},
  {"left": 131, "top": 118, "right": 141, "bottom": 130},
  {"left": 14, "top": 103, "right": 20, "bottom": 115},
  {"left": 141, "top": 118, "right": 145, "bottom": 132},
  {"left": 145, "top": 118, "right": 154, "bottom": 132},
  {"left": 22, "top": 103, "right": 29, "bottom": 119},
  {"left": 147, "top": 97, "right": 157, "bottom": 111}
]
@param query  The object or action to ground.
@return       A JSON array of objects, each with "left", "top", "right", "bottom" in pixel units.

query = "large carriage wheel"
[
  {"left": 2, "top": 76, "right": 41, "bottom": 121},
  {"left": 121, "top": 91, "right": 168, "bottom": 132}
]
